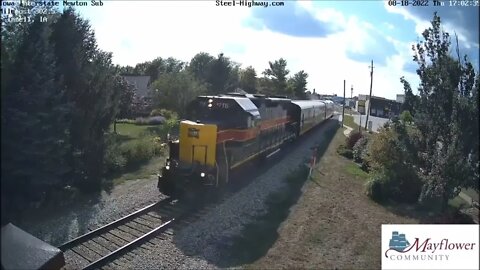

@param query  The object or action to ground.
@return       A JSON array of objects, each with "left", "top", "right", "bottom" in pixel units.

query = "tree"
[
  {"left": 206, "top": 53, "right": 237, "bottom": 94},
  {"left": 117, "top": 77, "right": 135, "bottom": 119},
  {"left": 288, "top": 70, "right": 309, "bottom": 99},
  {"left": 142, "top": 57, "right": 185, "bottom": 82},
  {"left": 239, "top": 66, "right": 258, "bottom": 93},
  {"left": 401, "top": 13, "right": 479, "bottom": 211},
  {"left": 400, "top": 76, "right": 419, "bottom": 115},
  {"left": 51, "top": 9, "right": 121, "bottom": 191},
  {"left": 2, "top": 16, "right": 71, "bottom": 216},
  {"left": 262, "top": 58, "right": 290, "bottom": 96},
  {"left": 188, "top": 52, "right": 214, "bottom": 82},
  {"left": 152, "top": 71, "right": 208, "bottom": 117}
]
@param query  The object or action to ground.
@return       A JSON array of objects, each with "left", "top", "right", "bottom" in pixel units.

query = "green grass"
[
  {"left": 342, "top": 115, "right": 370, "bottom": 133},
  {"left": 343, "top": 115, "right": 359, "bottom": 130},
  {"left": 344, "top": 163, "right": 369, "bottom": 180},
  {"left": 448, "top": 196, "right": 468, "bottom": 209},
  {"left": 112, "top": 123, "right": 163, "bottom": 140},
  {"left": 110, "top": 156, "right": 164, "bottom": 186},
  {"left": 462, "top": 188, "right": 479, "bottom": 201}
]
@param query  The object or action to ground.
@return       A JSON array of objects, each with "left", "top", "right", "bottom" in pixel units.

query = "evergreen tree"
[
  {"left": 51, "top": 9, "right": 120, "bottom": 191},
  {"left": 2, "top": 16, "right": 70, "bottom": 216},
  {"left": 239, "top": 66, "right": 258, "bottom": 94},
  {"left": 288, "top": 70, "right": 309, "bottom": 99},
  {"left": 263, "top": 58, "right": 290, "bottom": 96}
]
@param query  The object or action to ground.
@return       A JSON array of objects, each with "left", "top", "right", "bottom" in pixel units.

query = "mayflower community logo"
[
  {"left": 389, "top": 231, "right": 410, "bottom": 251},
  {"left": 384, "top": 230, "right": 477, "bottom": 262}
]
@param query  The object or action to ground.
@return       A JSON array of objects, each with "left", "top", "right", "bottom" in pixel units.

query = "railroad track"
[{"left": 59, "top": 198, "right": 183, "bottom": 269}]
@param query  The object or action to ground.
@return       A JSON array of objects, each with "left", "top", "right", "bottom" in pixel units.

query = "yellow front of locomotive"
[
  {"left": 178, "top": 120, "right": 217, "bottom": 169},
  {"left": 158, "top": 120, "right": 218, "bottom": 196}
]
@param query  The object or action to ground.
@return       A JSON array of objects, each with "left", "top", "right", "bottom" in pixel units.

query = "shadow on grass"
[
  {"left": 381, "top": 200, "right": 475, "bottom": 224},
  {"left": 113, "top": 133, "right": 134, "bottom": 144},
  {"left": 214, "top": 121, "right": 340, "bottom": 267}
]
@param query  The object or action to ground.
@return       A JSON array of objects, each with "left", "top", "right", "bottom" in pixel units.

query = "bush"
[
  {"left": 104, "top": 144, "right": 127, "bottom": 173},
  {"left": 150, "top": 108, "right": 178, "bottom": 120},
  {"left": 365, "top": 172, "right": 387, "bottom": 202},
  {"left": 116, "top": 118, "right": 135, "bottom": 124},
  {"left": 353, "top": 136, "right": 369, "bottom": 163},
  {"left": 134, "top": 116, "right": 165, "bottom": 125},
  {"left": 346, "top": 130, "right": 363, "bottom": 149},
  {"left": 400, "top": 110, "right": 413, "bottom": 124},
  {"left": 337, "top": 144, "right": 353, "bottom": 159},
  {"left": 121, "top": 138, "right": 155, "bottom": 166}
]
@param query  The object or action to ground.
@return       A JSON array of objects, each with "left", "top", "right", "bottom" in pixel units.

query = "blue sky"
[{"left": 72, "top": 0, "right": 479, "bottom": 100}]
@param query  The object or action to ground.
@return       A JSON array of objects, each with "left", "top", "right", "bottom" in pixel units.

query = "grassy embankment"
[
  {"left": 106, "top": 123, "right": 166, "bottom": 186},
  {"left": 216, "top": 123, "right": 339, "bottom": 267},
  {"left": 222, "top": 125, "right": 421, "bottom": 269}
]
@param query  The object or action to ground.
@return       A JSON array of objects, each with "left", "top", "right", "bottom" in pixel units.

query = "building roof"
[{"left": 122, "top": 76, "right": 151, "bottom": 97}]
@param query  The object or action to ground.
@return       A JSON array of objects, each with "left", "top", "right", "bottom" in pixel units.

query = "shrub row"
[
  {"left": 104, "top": 136, "right": 165, "bottom": 174},
  {"left": 116, "top": 116, "right": 166, "bottom": 125}
]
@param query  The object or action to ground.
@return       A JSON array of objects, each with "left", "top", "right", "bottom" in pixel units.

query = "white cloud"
[{"left": 78, "top": 1, "right": 418, "bottom": 100}]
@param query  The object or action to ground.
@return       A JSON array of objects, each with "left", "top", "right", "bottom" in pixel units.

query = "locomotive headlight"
[
  {"left": 208, "top": 103, "right": 213, "bottom": 108},
  {"left": 200, "top": 172, "right": 206, "bottom": 178},
  {"left": 165, "top": 165, "right": 170, "bottom": 170}
]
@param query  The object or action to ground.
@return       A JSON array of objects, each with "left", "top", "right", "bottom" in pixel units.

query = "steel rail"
[
  {"left": 58, "top": 198, "right": 174, "bottom": 251},
  {"left": 82, "top": 218, "right": 175, "bottom": 270}
]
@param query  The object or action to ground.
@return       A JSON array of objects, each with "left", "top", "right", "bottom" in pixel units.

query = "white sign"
[{"left": 382, "top": 224, "right": 479, "bottom": 270}]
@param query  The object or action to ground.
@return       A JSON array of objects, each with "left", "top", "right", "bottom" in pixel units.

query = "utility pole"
[
  {"left": 342, "top": 80, "right": 345, "bottom": 127},
  {"left": 351, "top": 85, "right": 353, "bottom": 99},
  {"left": 365, "top": 60, "right": 374, "bottom": 130}
]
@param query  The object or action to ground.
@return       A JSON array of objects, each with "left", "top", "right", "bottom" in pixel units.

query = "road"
[
  {"left": 334, "top": 104, "right": 390, "bottom": 133},
  {"left": 351, "top": 114, "right": 389, "bottom": 132}
]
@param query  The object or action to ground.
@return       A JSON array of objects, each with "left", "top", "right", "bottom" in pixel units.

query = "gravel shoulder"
[{"left": 16, "top": 174, "right": 167, "bottom": 247}]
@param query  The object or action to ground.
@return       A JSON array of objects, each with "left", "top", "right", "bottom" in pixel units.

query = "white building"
[{"left": 396, "top": 94, "right": 405, "bottom": 103}]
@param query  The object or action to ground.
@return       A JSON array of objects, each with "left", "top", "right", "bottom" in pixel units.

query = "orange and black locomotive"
[{"left": 157, "top": 93, "right": 334, "bottom": 196}]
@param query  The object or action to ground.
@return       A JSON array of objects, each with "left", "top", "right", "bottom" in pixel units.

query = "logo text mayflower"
[{"left": 385, "top": 231, "right": 477, "bottom": 258}]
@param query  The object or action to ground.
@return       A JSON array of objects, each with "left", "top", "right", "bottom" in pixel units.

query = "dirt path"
[{"left": 249, "top": 128, "right": 418, "bottom": 269}]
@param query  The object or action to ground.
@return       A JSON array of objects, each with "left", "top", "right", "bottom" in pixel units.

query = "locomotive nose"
[{"left": 179, "top": 120, "right": 218, "bottom": 167}]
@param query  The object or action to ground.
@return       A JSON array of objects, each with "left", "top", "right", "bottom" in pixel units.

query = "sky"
[{"left": 70, "top": 0, "right": 479, "bottom": 100}]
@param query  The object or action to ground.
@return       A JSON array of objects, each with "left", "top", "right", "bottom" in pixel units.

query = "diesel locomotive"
[{"left": 157, "top": 93, "right": 334, "bottom": 196}]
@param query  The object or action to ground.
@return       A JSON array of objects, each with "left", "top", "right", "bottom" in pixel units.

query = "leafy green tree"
[
  {"left": 401, "top": 13, "right": 479, "bottom": 210},
  {"left": 239, "top": 66, "right": 258, "bottom": 93},
  {"left": 262, "top": 58, "right": 290, "bottom": 96},
  {"left": 400, "top": 76, "right": 419, "bottom": 115},
  {"left": 206, "top": 53, "right": 237, "bottom": 94},
  {"left": 152, "top": 71, "right": 208, "bottom": 117},
  {"left": 188, "top": 52, "right": 214, "bottom": 82},
  {"left": 117, "top": 77, "right": 135, "bottom": 119},
  {"left": 142, "top": 57, "right": 185, "bottom": 82},
  {"left": 367, "top": 120, "right": 422, "bottom": 203},
  {"left": 399, "top": 110, "right": 413, "bottom": 124},
  {"left": 116, "top": 65, "right": 135, "bottom": 75},
  {"left": 288, "top": 70, "right": 309, "bottom": 99},
  {"left": 257, "top": 77, "right": 275, "bottom": 96}
]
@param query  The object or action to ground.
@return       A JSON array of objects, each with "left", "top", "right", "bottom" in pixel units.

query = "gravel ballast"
[
  {"left": 17, "top": 176, "right": 167, "bottom": 247},
  {"left": 17, "top": 117, "right": 339, "bottom": 269}
]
